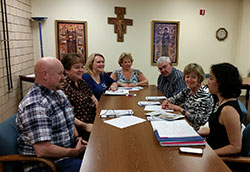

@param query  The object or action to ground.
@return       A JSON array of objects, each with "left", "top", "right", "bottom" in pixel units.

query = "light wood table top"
[{"left": 80, "top": 85, "right": 231, "bottom": 172}]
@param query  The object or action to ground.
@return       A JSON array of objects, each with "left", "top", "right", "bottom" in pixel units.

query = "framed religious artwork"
[
  {"left": 55, "top": 20, "right": 88, "bottom": 63},
  {"left": 151, "top": 21, "right": 180, "bottom": 66}
]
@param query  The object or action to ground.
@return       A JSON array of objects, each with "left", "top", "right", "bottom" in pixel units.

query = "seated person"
[
  {"left": 16, "top": 57, "right": 87, "bottom": 172},
  {"left": 82, "top": 53, "right": 118, "bottom": 100},
  {"left": 199, "top": 63, "right": 242, "bottom": 156},
  {"left": 157, "top": 56, "right": 186, "bottom": 98},
  {"left": 162, "top": 63, "right": 213, "bottom": 129},
  {"left": 61, "top": 53, "right": 98, "bottom": 140},
  {"left": 110, "top": 52, "right": 148, "bottom": 87}
]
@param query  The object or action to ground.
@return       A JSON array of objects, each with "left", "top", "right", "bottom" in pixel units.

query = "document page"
[
  {"left": 151, "top": 120, "right": 199, "bottom": 138},
  {"left": 104, "top": 116, "right": 146, "bottom": 129},
  {"left": 118, "top": 86, "right": 143, "bottom": 91},
  {"left": 138, "top": 101, "right": 160, "bottom": 106},
  {"left": 104, "top": 90, "right": 129, "bottom": 95},
  {"left": 144, "top": 105, "right": 174, "bottom": 112},
  {"left": 145, "top": 96, "right": 166, "bottom": 100},
  {"left": 100, "top": 109, "right": 133, "bottom": 118}
]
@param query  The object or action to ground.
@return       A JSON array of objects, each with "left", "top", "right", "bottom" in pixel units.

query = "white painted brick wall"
[{"left": 0, "top": 0, "right": 33, "bottom": 122}]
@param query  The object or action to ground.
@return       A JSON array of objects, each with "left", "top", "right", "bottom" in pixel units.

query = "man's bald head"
[{"left": 34, "top": 57, "right": 65, "bottom": 91}]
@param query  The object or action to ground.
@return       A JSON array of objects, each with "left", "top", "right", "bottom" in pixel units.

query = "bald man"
[{"left": 16, "top": 57, "right": 86, "bottom": 172}]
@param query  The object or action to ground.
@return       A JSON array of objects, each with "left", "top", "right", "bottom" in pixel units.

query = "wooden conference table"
[{"left": 80, "top": 85, "right": 231, "bottom": 172}]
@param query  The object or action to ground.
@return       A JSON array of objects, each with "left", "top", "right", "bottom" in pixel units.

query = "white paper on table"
[
  {"left": 144, "top": 105, "right": 174, "bottom": 112},
  {"left": 146, "top": 110, "right": 183, "bottom": 121},
  {"left": 104, "top": 116, "right": 146, "bottom": 129},
  {"left": 104, "top": 90, "right": 129, "bottom": 95},
  {"left": 145, "top": 96, "right": 166, "bottom": 101},
  {"left": 118, "top": 86, "right": 143, "bottom": 91},
  {"left": 150, "top": 120, "right": 199, "bottom": 138},
  {"left": 138, "top": 101, "right": 160, "bottom": 106},
  {"left": 100, "top": 109, "right": 133, "bottom": 118}
]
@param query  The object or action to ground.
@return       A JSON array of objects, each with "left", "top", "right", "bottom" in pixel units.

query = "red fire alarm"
[{"left": 200, "top": 9, "right": 205, "bottom": 16}]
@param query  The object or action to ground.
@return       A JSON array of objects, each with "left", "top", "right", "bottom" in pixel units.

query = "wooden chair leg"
[{"left": 0, "top": 162, "right": 3, "bottom": 172}]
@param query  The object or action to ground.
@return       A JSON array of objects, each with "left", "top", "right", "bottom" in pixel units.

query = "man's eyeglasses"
[{"left": 158, "top": 65, "right": 169, "bottom": 71}]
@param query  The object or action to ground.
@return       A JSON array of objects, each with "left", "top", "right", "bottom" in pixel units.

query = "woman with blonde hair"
[
  {"left": 162, "top": 63, "right": 213, "bottom": 129},
  {"left": 110, "top": 52, "right": 148, "bottom": 87},
  {"left": 82, "top": 53, "right": 118, "bottom": 100}
]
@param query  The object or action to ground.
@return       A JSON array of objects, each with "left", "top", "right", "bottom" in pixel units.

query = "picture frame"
[
  {"left": 151, "top": 21, "right": 180, "bottom": 66},
  {"left": 55, "top": 20, "right": 88, "bottom": 63}
]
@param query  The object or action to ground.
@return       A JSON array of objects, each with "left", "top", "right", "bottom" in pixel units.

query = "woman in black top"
[{"left": 199, "top": 63, "right": 242, "bottom": 156}]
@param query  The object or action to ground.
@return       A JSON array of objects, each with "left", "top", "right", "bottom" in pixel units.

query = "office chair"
[
  {"left": 238, "top": 100, "right": 248, "bottom": 123},
  {"left": 220, "top": 101, "right": 249, "bottom": 172},
  {"left": 0, "top": 114, "right": 57, "bottom": 172}
]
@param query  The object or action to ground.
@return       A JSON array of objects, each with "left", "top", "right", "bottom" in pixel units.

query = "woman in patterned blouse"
[
  {"left": 61, "top": 53, "right": 98, "bottom": 140},
  {"left": 110, "top": 52, "right": 148, "bottom": 87},
  {"left": 162, "top": 63, "right": 213, "bottom": 129}
]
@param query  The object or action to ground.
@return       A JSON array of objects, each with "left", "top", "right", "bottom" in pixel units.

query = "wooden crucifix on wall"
[{"left": 108, "top": 7, "right": 133, "bottom": 42}]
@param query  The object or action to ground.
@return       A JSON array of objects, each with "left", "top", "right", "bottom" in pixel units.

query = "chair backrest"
[
  {"left": 0, "top": 114, "right": 23, "bottom": 172},
  {"left": 0, "top": 113, "right": 18, "bottom": 155},
  {"left": 238, "top": 100, "right": 248, "bottom": 123},
  {"left": 242, "top": 124, "right": 250, "bottom": 157}
]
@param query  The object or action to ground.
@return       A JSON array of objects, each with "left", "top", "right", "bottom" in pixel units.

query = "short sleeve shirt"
[
  {"left": 62, "top": 77, "right": 96, "bottom": 123},
  {"left": 16, "top": 83, "right": 75, "bottom": 156}
]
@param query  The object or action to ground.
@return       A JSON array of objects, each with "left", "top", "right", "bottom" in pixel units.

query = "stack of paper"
[
  {"left": 138, "top": 101, "right": 160, "bottom": 106},
  {"left": 100, "top": 109, "right": 133, "bottom": 118},
  {"left": 145, "top": 96, "right": 166, "bottom": 100},
  {"left": 118, "top": 86, "right": 143, "bottom": 91},
  {"left": 151, "top": 120, "right": 205, "bottom": 146},
  {"left": 146, "top": 111, "right": 184, "bottom": 121},
  {"left": 144, "top": 105, "right": 173, "bottom": 112},
  {"left": 104, "top": 90, "right": 129, "bottom": 96}
]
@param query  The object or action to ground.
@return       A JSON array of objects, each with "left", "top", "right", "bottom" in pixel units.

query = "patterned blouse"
[
  {"left": 112, "top": 69, "right": 142, "bottom": 84},
  {"left": 169, "top": 85, "right": 214, "bottom": 128},
  {"left": 62, "top": 77, "right": 96, "bottom": 123}
]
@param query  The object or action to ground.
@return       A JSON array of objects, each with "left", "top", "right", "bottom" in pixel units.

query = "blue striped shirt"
[{"left": 157, "top": 67, "right": 186, "bottom": 98}]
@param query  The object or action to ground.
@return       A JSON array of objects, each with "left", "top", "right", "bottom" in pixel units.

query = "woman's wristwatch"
[{"left": 181, "top": 109, "right": 187, "bottom": 116}]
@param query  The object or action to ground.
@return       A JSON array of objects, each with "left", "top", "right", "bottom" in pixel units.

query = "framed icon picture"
[
  {"left": 55, "top": 20, "right": 88, "bottom": 63},
  {"left": 151, "top": 21, "right": 180, "bottom": 66}
]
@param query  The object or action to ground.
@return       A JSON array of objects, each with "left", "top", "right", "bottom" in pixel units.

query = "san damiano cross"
[{"left": 108, "top": 7, "right": 133, "bottom": 42}]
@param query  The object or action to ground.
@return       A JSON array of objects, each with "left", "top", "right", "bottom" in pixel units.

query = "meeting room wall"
[
  {"left": 31, "top": 0, "right": 248, "bottom": 84},
  {"left": 0, "top": 0, "right": 33, "bottom": 122}
]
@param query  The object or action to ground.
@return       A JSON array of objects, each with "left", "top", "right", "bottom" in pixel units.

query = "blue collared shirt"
[{"left": 157, "top": 67, "right": 186, "bottom": 98}]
